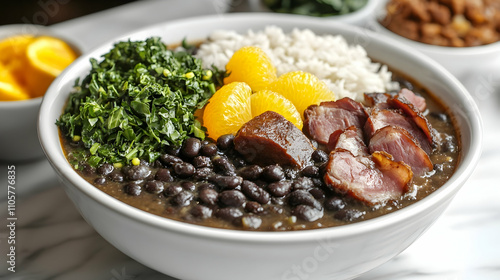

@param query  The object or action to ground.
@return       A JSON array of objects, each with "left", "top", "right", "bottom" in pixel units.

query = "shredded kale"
[{"left": 56, "top": 37, "right": 223, "bottom": 166}]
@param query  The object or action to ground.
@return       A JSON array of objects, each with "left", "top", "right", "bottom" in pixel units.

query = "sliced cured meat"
[
  {"left": 234, "top": 111, "right": 315, "bottom": 169},
  {"left": 364, "top": 109, "right": 432, "bottom": 154},
  {"left": 389, "top": 95, "right": 436, "bottom": 145},
  {"left": 398, "top": 88, "right": 426, "bottom": 112},
  {"left": 304, "top": 98, "right": 368, "bottom": 145},
  {"left": 324, "top": 149, "right": 412, "bottom": 206},
  {"left": 327, "top": 126, "right": 368, "bottom": 156},
  {"left": 368, "top": 126, "right": 433, "bottom": 176}
]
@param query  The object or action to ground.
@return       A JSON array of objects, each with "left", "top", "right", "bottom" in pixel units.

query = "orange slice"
[
  {"left": 224, "top": 46, "right": 277, "bottom": 92},
  {"left": 26, "top": 36, "right": 78, "bottom": 97},
  {"left": 0, "top": 34, "right": 34, "bottom": 86},
  {"left": 267, "top": 71, "right": 336, "bottom": 118},
  {"left": 0, "top": 63, "right": 30, "bottom": 101},
  {"left": 203, "top": 82, "right": 253, "bottom": 140},
  {"left": 251, "top": 90, "right": 303, "bottom": 130}
]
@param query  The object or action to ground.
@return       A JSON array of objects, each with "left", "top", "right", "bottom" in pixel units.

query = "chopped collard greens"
[{"left": 57, "top": 37, "right": 223, "bottom": 166}]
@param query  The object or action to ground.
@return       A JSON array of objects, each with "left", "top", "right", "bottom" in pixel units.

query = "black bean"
[
  {"left": 239, "top": 165, "right": 263, "bottom": 180},
  {"left": 192, "top": 156, "right": 212, "bottom": 168},
  {"left": 334, "top": 209, "right": 364, "bottom": 222},
  {"left": 126, "top": 165, "right": 151, "bottom": 181},
  {"left": 216, "top": 207, "right": 243, "bottom": 222},
  {"left": 97, "top": 163, "right": 114, "bottom": 175},
  {"left": 301, "top": 165, "right": 320, "bottom": 178},
  {"left": 212, "top": 155, "right": 236, "bottom": 176},
  {"left": 267, "top": 180, "right": 292, "bottom": 197},
  {"left": 108, "top": 172, "right": 124, "bottom": 182},
  {"left": 293, "top": 205, "right": 323, "bottom": 222},
  {"left": 190, "top": 205, "right": 213, "bottom": 219},
  {"left": 160, "top": 154, "right": 183, "bottom": 166},
  {"left": 94, "top": 177, "right": 106, "bottom": 185},
  {"left": 262, "top": 165, "right": 285, "bottom": 182},
  {"left": 271, "top": 196, "right": 284, "bottom": 206},
  {"left": 209, "top": 174, "right": 243, "bottom": 189},
  {"left": 245, "top": 201, "right": 264, "bottom": 214},
  {"left": 182, "top": 137, "right": 202, "bottom": 158},
  {"left": 155, "top": 168, "right": 174, "bottom": 182},
  {"left": 219, "top": 190, "right": 246, "bottom": 207},
  {"left": 198, "top": 182, "right": 215, "bottom": 190},
  {"left": 144, "top": 180, "right": 164, "bottom": 194},
  {"left": 81, "top": 163, "right": 95, "bottom": 176},
  {"left": 232, "top": 157, "right": 247, "bottom": 168},
  {"left": 217, "top": 134, "right": 235, "bottom": 150},
  {"left": 163, "top": 184, "right": 183, "bottom": 197},
  {"left": 287, "top": 190, "right": 322, "bottom": 210},
  {"left": 241, "top": 215, "right": 262, "bottom": 230},
  {"left": 292, "top": 177, "right": 314, "bottom": 190},
  {"left": 324, "top": 197, "right": 345, "bottom": 211},
  {"left": 165, "top": 145, "right": 181, "bottom": 156},
  {"left": 171, "top": 191, "right": 193, "bottom": 207},
  {"left": 173, "top": 162, "right": 195, "bottom": 178},
  {"left": 201, "top": 143, "right": 218, "bottom": 157},
  {"left": 194, "top": 167, "right": 212, "bottom": 180},
  {"left": 241, "top": 180, "right": 270, "bottom": 204},
  {"left": 311, "top": 149, "right": 329, "bottom": 163},
  {"left": 181, "top": 181, "right": 196, "bottom": 191},
  {"left": 199, "top": 188, "right": 219, "bottom": 206},
  {"left": 312, "top": 178, "right": 325, "bottom": 188},
  {"left": 124, "top": 183, "right": 141, "bottom": 196},
  {"left": 309, "top": 188, "right": 325, "bottom": 200}
]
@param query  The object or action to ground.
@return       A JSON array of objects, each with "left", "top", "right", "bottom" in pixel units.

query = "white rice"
[{"left": 195, "top": 26, "right": 399, "bottom": 102}]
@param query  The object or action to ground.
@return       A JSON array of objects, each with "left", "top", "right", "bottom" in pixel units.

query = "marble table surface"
[{"left": 1, "top": 0, "right": 500, "bottom": 279}]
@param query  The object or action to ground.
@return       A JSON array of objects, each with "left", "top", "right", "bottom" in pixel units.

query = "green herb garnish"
[{"left": 57, "top": 37, "right": 222, "bottom": 166}]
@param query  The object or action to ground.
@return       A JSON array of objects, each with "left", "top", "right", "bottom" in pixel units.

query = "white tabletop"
[{"left": 1, "top": 0, "right": 499, "bottom": 279}]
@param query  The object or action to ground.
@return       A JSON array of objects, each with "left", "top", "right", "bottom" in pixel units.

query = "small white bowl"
[
  {"left": 368, "top": 0, "right": 500, "bottom": 80},
  {"left": 0, "top": 24, "right": 80, "bottom": 162},
  {"left": 38, "top": 13, "right": 482, "bottom": 280},
  {"left": 248, "top": 0, "right": 378, "bottom": 26}
]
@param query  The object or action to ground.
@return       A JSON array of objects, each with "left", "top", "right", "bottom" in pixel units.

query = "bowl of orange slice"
[{"left": 0, "top": 24, "right": 80, "bottom": 162}]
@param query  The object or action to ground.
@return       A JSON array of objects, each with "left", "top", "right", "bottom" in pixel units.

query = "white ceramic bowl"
[
  {"left": 38, "top": 13, "right": 482, "bottom": 280},
  {"left": 368, "top": 0, "right": 500, "bottom": 80},
  {"left": 0, "top": 24, "right": 80, "bottom": 162},
  {"left": 248, "top": 0, "right": 378, "bottom": 26}
]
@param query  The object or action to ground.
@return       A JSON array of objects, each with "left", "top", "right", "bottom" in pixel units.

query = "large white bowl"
[
  {"left": 38, "top": 13, "right": 482, "bottom": 280},
  {"left": 369, "top": 0, "right": 500, "bottom": 80}
]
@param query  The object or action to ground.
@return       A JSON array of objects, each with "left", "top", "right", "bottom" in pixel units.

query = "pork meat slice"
[
  {"left": 368, "top": 126, "right": 433, "bottom": 176},
  {"left": 304, "top": 98, "right": 368, "bottom": 145},
  {"left": 324, "top": 149, "right": 412, "bottom": 206},
  {"left": 397, "top": 88, "right": 427, "bottom": 112},
  {"left": 234, "top": 111, "right": 315, "bottom": 169},
  {"left": 389, "top": 95, "right": 436, "bottom": 146},
  {"left": 364, "top": 109, "right": 432, "bottom": 154},
  {"left": 327, "top": 126, "right": 369, "bottom": 156}
]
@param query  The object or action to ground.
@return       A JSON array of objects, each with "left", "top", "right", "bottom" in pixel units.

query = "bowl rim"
[
  {"left": 38, "top": 12, "right": 483, "bottom": 243},
  {"left": 370, "top": 0, "right": 500, "bottom": 55}
]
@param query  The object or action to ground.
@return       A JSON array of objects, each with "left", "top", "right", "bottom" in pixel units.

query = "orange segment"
[
  {"left": 224, "top": 46, "right": 277, "bottom": 92},
  {"left": 251, "top": 90, "right": 303, "bottom": 130},
  {"left": 26, "top": 36, "right": 78, "bottom": 97},
  {"left": 0, "top": 35, "right": 34, "bottom": 86},
  {"left": 203, "top": 82, "right": 253, "bottom": 140},
  {"left": 267, "top": 71, "right": 335, "bottom": 118},
  {"left": 0, "top": 63, "right": 30, "bottom": 101}
]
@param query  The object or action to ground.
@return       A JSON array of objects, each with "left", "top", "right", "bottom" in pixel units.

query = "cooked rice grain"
[{"left": 195, "top": 26, "right": 399, "bottom": 101}]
